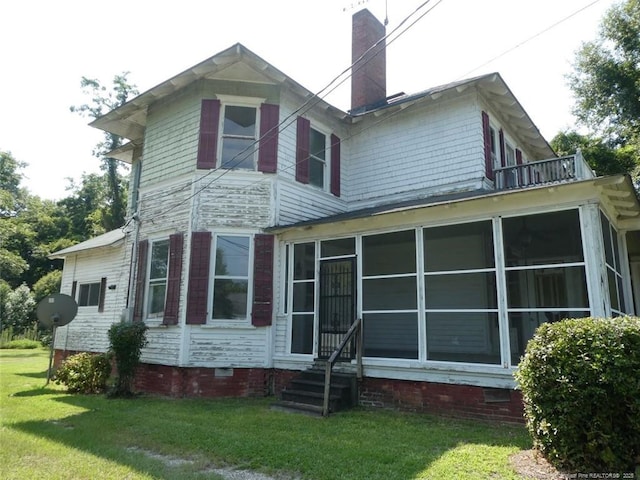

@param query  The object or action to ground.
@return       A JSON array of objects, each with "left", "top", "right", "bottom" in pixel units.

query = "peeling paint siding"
[
  {"left": 138, "top": 180, "right": 193, "bottom": 237},
  {"left": 194, "top": 173, "right": 272, "bottom": 230},
  {"left": 347, "top": 94, "right": 482, "bottom": 206},
  {"left": 141, "top": 328, "right": 181, "bottom": 364},
  {"left": 55, "top": 244, "right": 129, "bottom": 353},
  {"left": 141, "top": 93, "right": 201, "bottom": 189},
  {"left": 274, "top": 315, "right": 288, "bottom": 355},
  {"left": 187, "top": 327, "right": 268, "bottom": 367}
]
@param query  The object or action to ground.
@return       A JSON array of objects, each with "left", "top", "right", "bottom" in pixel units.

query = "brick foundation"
[
  {"left": 134, "top": 363, "right": 271, "bottom": 398},
  {"left": 55, "top": 350, "right": 523, "bottom": 421},
  {"left": 359, "top": 377, "right": 524, "bottom": 423}
]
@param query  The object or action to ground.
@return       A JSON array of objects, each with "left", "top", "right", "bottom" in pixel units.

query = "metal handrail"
[{"left": 322, "top": 317, "right": 362, "bottom": 417}]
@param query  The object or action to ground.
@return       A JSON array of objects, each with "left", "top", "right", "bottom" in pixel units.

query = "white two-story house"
[{"left": 51, "top": 9, "right": 640, "bottom": 420}]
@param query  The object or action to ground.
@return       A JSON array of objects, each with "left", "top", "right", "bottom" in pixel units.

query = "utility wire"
[
  {"left": 456, "top": 0, "right": 604, "bottom": 79},
  {"left": 150, "top": 0, "right": 443, "bottom": 220}
]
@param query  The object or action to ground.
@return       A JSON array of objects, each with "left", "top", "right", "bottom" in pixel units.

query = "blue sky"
[{"left": 0, "top": 0, "right": 618, "bottom": 200}]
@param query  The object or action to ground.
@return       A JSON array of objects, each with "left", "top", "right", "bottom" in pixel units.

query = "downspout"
[{"left": 124, "top": 213, "right": 140, "bottom": 323}]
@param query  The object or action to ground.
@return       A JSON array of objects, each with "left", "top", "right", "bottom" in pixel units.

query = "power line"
[
  {"left": 456, "top": 0, "right": 604, "bottom": 80},
  {"left": 149, "top": 0, "right": 443, "bottom": 221}
]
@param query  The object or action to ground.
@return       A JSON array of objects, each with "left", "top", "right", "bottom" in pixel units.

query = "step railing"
[{"left": 322, "top": 317, "right": 362, "bottom": 417}]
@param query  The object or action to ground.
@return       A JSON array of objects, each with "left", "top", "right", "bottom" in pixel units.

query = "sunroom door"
[{"left": 318, "top": 258, "right": 356, "bottom": 360}]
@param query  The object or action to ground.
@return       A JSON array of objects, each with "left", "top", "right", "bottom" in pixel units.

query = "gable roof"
[
  {"left": 93, "top": 44, "right": 554, "bottom": 162},
  {"left": 90, "top": 43, "right": 348, "bottom": 152},
  {"left": 49, "top": 229, "right": 125, "bottom": 259},
  {"left": 351, "top": 72, "right": 554, "bottom": 159}
]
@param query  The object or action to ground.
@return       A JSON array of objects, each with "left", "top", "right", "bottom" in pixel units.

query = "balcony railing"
[{"left": 494, "top": 150, "right": 594, "bottom": 190}]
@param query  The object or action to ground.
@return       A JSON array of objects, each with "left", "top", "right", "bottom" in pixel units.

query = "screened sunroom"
[{"left": 274, "top": 177, "right": 639, "bottom": 382}]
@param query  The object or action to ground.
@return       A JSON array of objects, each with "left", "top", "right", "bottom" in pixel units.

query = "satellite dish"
[
  {"left": 36, "top": 293, "right": 78, "bottom": 328},
  {"left": 36, "top": 293, "right": 78, "bottom": 385}
]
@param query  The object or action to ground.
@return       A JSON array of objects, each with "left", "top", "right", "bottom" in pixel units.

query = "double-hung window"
[
  {"left": 147, "top": 239, "right": 169, "bottom": 317},
  {"left": 78, "top": 282, "right": 101, "bottom": 307},
  {"left": 221, "top": 105, "right": 257, "bottom": 170},
  {"left": 309, "top": 127, "right": 327, "bottom": 189},
  {"left": 211, "top": 235, "right": 252, "bottom": 320}
]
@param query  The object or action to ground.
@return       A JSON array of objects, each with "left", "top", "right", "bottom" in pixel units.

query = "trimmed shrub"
[
  {"left": 53, "top": 352, "right": 112, "bottom": 393},
  {"left": 515, "top": 316, "right": 640, "bottom": 472},
  {"left": 108, "top": 321, "right": 147, "bottom": 397}
]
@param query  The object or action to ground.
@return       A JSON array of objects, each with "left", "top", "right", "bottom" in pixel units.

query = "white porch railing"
[{"left": 494, "top": 150, "right": 594, "bottom": 190}]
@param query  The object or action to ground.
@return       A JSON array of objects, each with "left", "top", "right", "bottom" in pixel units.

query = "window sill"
[{"left": 200, "top": 321, "right": 255, "bottom": 330}]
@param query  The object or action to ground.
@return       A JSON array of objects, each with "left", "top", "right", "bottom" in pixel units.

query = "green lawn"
[{"left": 0, "top": 349, "right": 532, "bottom": 479}]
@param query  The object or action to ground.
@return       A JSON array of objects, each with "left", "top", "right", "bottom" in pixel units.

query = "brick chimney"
[{"left": 351, "top": 9, "right": 387, "bottom": 112}]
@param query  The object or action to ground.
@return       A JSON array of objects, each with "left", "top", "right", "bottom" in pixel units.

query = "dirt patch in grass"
[
  {"left": 127, "top": 447, "right": 299, "bottom": 480},
  {"left": 509, "top": 450, "right": 565, "bottom": 480}
]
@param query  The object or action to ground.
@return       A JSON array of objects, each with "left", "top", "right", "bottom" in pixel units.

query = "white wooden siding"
[
  {"left": 141, "top": 328, "right": 181, "bottom": 364},
  {"left": 142, "top": 91, "right": 202, "bottom": 188},
  {"left": 55, "top": 244, "right": 129, "bottom": 353},
  {"left": 187, "top": 327, "right": 268, "bottom": 367},
  {"left": 274, "top": 315, "right": 288, "bottom": 356},
  {"left": 347, "top": 94, "right": 484, "bottom": 208},
  {"left": 138, "top": 180, "right": 193, "bottom": 238},
  {"left": 277, "top": 179, "right": 347, "bottom": 224},
  {"left": 194, "top": 172, "right": 273, "bottom": 230},
  {"left": 274, "top": 94, "right": 349, "bottom": 224}
]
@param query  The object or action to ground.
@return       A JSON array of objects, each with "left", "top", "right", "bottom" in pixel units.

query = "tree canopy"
[
  {"left": 70, "top": 73, "right": 138, "bottom": 230},
  {"left": 569, "top": 0, "right": 640, "bottom": 145}
]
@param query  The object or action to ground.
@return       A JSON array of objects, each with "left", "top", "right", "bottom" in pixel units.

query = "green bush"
[
  {"left": 108, "top": 321, "right": 147, "bottom": 397},
  {"left": 53, "top": 352, "right": 112, "bottom": 393},
  {"left": 515, "top": 316, "right": 640, "bottom": 472},
  {"left": 2, "top": 339, "right": 41, "bottom": 349}
]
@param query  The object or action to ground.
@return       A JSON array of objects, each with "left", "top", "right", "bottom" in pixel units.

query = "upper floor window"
[
  {"left": 197, "top": 98, "right": 279, "bottom": 173},
  {"left": 488, "top": 125, "right": 498, "bottom": 166},
  {"left": 221, "top": 105, "right": 257, "bottom": 170},
  {"left": 295, "top": 117, "right": 341, "bottom": 196},
  {"left": 505, "top": 142, "right": 516, "bottom": 166},
  {"left": 309, "top": 127, "right": 328, "bottom": 189},
  {"left": 211, "top": 234, "right": 252, "bottom": 320},
  {"left": 147, "top": 239, "right": 169, "bottom": 317}
]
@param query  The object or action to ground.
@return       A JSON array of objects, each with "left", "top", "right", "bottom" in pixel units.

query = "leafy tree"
[
  {"left": 0, "top": 150, "right": 27, "bottom": 218},
  {"left": 3, "top": 284, "right": 36, "bottom": 335},
  {"left": 0, "top": 280, "right": 11, "bottom": 332},
  {"left": 32, "top": 270, "right": 62, "bottom": 305},
  {"left": 59, "top": 172, "right": 111, "bottom": 238},
  {"left": 551, "top": 130, "right": 637, "bottom": 177},
  {"left": 70, "top": 73, "right": 138, "bottom": 230},
  {"left": 569, "top": 0, "right": 640, "bottom": 145}
]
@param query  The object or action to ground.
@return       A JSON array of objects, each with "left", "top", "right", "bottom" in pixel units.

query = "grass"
[{"left": 1, "top": 349, "right": 532, "bottom": 479}]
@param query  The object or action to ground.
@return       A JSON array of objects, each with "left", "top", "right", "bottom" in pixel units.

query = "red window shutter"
[
  {"left": 482, "top": 111, "right": 494, "bottom": 181},
  {"left": 330, "top": 134, "right": 341, "bottom": 197},
  {"left": 186, "top": 231, "right": 211, "bottom": 325},
  {"left": 295, "top": 116, "right": 310, "bottom": 183},
  {"left": 251, "top": 234, "right": 274, "bottom": 327},
  {"left": 258, "top": 103, "right": 279, "bottom": 173},
  {"left": 98, "top": 277, "right": 107, "bottom": 313},
  {"left": 499, "top": 129, "right": 506, "bottom": 168},
  {"left": 71, "top": 281, "right": 77, "bottom": 300},
  {"left": 163, "top": 233, "right": 184, "bottom": 325},
  {"left": 197, "top": 99, "right": 220, "bottom": 169},
  {"left": 515, "top": 148, "right": 523, "bottom": 165},
  {"left": 133, "top": 240, "right": 148, "bottom": 322}
]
